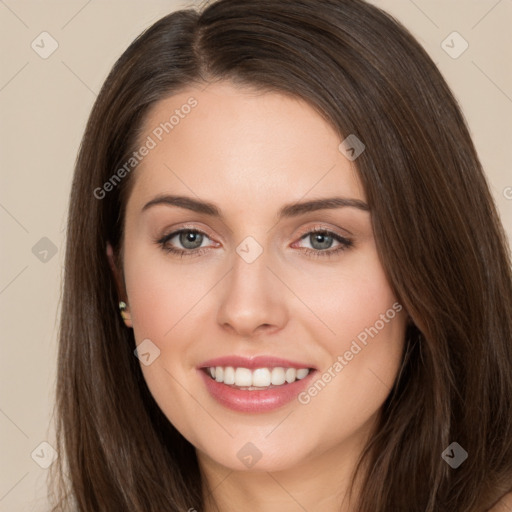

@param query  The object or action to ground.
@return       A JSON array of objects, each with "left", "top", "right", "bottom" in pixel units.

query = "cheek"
[
  {"left": 290, "top": 247, "right": 406, "bottom": 411},
  {"left": 304, "top": 311, "right": 405, "bottom": 445},
  {"left": 124, "top": 262, "right": 174, "bottom": 339},
  {"left": 122, "top": 248, "right": 210, "bottom": 443},
  {"left": 288, "top": 244, "right": 401, "bottom": 351},
  {"left": 123, "top": 240, "right": 213, "bottom": 340}
]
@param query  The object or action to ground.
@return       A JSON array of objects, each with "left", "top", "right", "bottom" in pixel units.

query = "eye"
[
  {"left": 293, "top": 228, "right": 353, "bottom": 258},
  {"left": 156, "top": 226, "right": 353, "bottom": 259},
  {"left": 156, "top": 228, "right": 217, "bottom": 257}
]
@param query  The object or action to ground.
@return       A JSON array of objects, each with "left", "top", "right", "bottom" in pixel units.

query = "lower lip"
[{"left": 198, "top": 369, "right": 316, "bottom": 413}]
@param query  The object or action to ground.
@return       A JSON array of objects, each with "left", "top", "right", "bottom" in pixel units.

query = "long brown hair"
[{"left": 50, "top": 0, "right": 512, "bottom": 510}]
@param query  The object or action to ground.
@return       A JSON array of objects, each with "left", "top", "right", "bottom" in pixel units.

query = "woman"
[{"left": 50, "top": 0, "right": 512, "bottom": 510}]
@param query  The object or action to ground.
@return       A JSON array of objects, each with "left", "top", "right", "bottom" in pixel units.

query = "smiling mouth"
[{"left": 202, "top": 366, "right": 313, "bottom": 390}]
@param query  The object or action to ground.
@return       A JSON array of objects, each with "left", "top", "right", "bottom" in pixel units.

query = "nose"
[{"left": 216, "top": 245, "right": 289, "bottom": 338}]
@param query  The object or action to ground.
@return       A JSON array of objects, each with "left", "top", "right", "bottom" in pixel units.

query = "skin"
[{"left": 108, "top": 81, "right": 408, "bottom": 512}]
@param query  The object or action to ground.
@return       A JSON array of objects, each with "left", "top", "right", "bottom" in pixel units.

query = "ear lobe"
[{"left": 106, "top": 242, "right": 133, "bottom": 328}]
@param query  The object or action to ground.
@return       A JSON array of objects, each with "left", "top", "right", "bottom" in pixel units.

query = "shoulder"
[{"left": 489, "top": 492, "right": 512, "bottom": 511}]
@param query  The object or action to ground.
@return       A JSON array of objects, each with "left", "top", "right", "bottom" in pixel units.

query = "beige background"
[{"left": 0, "top": 1, "right": 511, "bottom": 510}]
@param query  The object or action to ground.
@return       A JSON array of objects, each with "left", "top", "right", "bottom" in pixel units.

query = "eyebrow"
[{"left": 141, "top": 194, "right": 370, "bottom": 219}]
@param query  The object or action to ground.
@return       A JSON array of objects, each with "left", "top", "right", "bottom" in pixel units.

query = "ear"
[{"left": 106, "top": 242, "right": 133, "bottom": 328}]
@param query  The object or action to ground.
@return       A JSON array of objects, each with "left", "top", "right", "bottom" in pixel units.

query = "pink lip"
[
  {"left": 197, "top": 355, "right": 317, "bottom": 413},
  {"left": 199, "top": 355, "right": 316, "bottom": 370}
]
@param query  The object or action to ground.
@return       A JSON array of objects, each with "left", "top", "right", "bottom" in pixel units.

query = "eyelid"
[
  {"left": 158, "top": 223, "right": 219, "bottom": 244},
  {"left": 294, "top": 223, "right": 352, "bottom": 240}
]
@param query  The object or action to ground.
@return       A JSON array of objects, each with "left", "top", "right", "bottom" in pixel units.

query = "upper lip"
[{"left": 199, "top": 355, "right": 316, "bottom": 370}]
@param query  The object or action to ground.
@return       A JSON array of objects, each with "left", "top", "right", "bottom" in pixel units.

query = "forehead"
[{"left": 127, "top": 81, "right": 365, "bottom": 213}]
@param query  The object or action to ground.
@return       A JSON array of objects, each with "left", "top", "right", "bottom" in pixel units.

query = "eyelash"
[{"left": 156, "top": 227, "right": 353, "bottom": 259}]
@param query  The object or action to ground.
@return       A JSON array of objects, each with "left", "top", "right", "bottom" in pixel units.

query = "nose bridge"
[
  {"left": 232, "top": 236, "right": 269, "bottom": 294},
  {"left": 216, "top": 235, "right": 287, "bottom": 335}
]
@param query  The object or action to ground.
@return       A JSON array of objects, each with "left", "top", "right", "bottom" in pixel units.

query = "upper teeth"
[{"left": 208, "top": 366, "right": 310, "bottom": 387}]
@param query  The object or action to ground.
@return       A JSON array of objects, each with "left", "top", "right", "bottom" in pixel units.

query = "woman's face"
[{"left": 112, "top": 81, "right": 407, "bottom": 474}]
